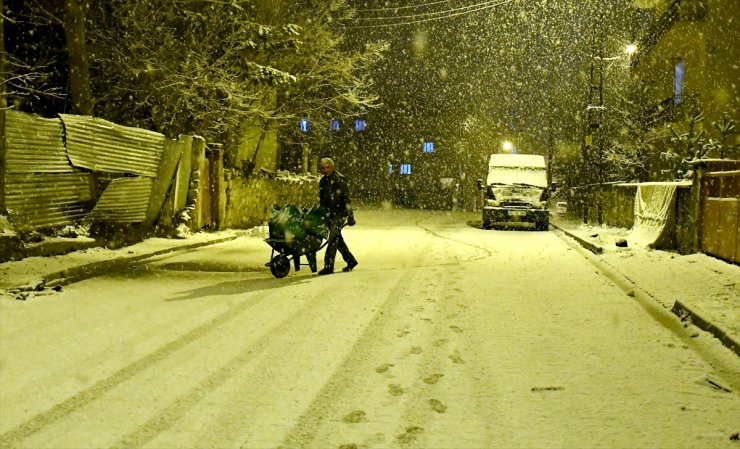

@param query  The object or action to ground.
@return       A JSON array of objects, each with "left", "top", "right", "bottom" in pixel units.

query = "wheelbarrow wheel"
[{"left": 269, "top": 254, "right": 291, "bottom": 278}]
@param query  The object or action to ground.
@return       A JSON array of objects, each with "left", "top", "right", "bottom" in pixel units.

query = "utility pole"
[{"left": 584, "top": 17, "right": 606, "bottom": 225}]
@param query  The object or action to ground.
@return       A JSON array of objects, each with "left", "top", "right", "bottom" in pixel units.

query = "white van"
[{"left": 477, "top": 153, "right": 550, "bottom": 230}]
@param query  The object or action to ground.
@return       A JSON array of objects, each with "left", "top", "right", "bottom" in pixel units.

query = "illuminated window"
[
  {"left": 330, "top": 120, "right": 341, "bottom": 131},
  {"left": 423, "top": 141, "right": 435, "bottom": 153},
  {"left": 674, "top": 60, "right": 685, "bottom": 105},
  {"left": 299, "top": 119, "right": 310, "bottom": 133},
  {"left": 388, "top": 163, "right": 393, "bottom": 174},
  {"left": 400, "top": 163, "right": 412, "bottom": 175},
  {"left": 355, "top": 119, "right": 366, "bottom": 131}
]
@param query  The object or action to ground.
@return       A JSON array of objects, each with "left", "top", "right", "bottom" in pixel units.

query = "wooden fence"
[{"left": 700, "top": 168, "right": 740, "bottom": 263}]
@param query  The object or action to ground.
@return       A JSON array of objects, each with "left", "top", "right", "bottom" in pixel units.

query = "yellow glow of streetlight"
[
  {"left": 625, "top": 44, "right": 638, "bottom": 56},
  {"left": 502, "top": 141, "right": 513, "bottom": 152}
]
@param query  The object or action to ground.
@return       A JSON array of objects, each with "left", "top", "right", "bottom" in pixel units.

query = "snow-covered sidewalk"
[
  {"left": 0, "top": 229, "right": 253, "bottom": 294},
  {"left": 551, "top": 214, "right": 740, "bottom": 356}
]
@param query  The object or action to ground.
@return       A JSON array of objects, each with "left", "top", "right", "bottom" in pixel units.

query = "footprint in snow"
[
  {"left": 375, "top": 363, "right": 394, "bottom": 374},
  {"left": 449, "top": 325, "right": 464, "bottom": 334},
  {"left": 397, "top": 426, "right": 424, "bottom": 445},
  {"left": 449, "top": 353, "right": 465, "bottom": 364},
  {"left": 342, "top": 410, "right": 367, "bottom": 424},
  {"left": 388, "top": 384, "right": 405, "bottom": 396},
  {"left": 429, "top": 399, "right": 447, "bottom": 413},
  {"left": 410, "top": 346, "right": 423, "bottom": 354},
  {"left": 423, "top": 373, "right": 444, "bottom": 385}
]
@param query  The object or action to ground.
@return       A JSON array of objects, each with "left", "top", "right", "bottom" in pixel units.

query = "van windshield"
[{"left": 486, "top": 167, "right": 547, "bottom": 188}]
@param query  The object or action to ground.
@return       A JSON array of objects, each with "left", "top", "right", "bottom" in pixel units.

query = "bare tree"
[
  {"left": 86, "top": 0, "right": 386, "bottom": 167},
  {"left": 1, "top": 0, "right": 67, "bottom": 111},
  {"left": 1, "top": 0, "right": 5, "bottom": 110}
]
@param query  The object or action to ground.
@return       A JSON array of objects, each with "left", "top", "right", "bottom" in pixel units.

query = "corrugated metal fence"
[
  {"left": 0, "top": 110, "right": 203, "bottom": 232},
  {"left": 3, "top": 111, "right": 92, "bottom": 230}
]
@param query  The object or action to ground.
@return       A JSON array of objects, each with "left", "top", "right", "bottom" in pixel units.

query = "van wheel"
[
  {"left": 482, "top": 220, "right": 491, "bottom": 230},
  {"left": 536, "top": 220, "right": 549, "bottom": 231}
]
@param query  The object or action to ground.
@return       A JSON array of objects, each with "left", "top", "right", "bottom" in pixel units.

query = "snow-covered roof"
[
  {"left": 488, "top": 153, "right": 546, "bottom": 169},
  {"left": 486, "top": 154, "right": 547, "bottom": 187}
]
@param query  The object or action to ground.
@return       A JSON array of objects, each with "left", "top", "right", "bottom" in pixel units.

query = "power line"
[
  {"left": 341, "top": 0, "right": 514, "bottom": 28},
  {"left": 350, "top": 0, "right": 509, "bottom": 21},
  {"left": 358, "top": 0, "right": 452, "bottom": 13}
]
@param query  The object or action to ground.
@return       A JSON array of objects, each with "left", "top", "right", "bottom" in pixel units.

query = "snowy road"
[{"left": 1, "top": 209, "right": 739, "bottom": 449}]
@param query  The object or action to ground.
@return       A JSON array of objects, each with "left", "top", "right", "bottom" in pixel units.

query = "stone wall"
[{"left": 224, "top": 171, "right": 320, "bottom": 229}]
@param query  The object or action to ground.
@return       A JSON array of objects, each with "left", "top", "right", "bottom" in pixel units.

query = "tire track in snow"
[
  {"left": 0, "top": 291, "right": 272, "bottom": 448},
  {"left": 108, "top": 283, "right": 336, "bottom": 449},
  {"left": 277, "top": 240, "right": 439, "bottom": 448},
  {"left": 414, "top": 215, "right": 493, "bottom": 263}
]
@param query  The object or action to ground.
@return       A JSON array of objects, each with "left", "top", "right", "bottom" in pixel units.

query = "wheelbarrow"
[{"left": 264, "top": 204, "right": 339, "bottom": 278}]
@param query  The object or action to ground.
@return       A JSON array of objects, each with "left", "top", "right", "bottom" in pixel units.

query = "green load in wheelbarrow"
[{"left": 265, "top": 204, "right": 331, "bottom": 278}]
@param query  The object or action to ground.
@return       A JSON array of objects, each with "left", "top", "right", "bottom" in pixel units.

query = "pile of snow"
[
  {"left": 276, "top": 171, "right": 319, "bottom": 184},
  {"left": 53, "top": 223, "right": 93, "bottom": 241},
  {"left": 575, "top": 222, "right": 631, "bottom": 251},
  {"left": 244, "top": 225, "right": 268, "bottom": 238},
  {"left": 0, "top": 215, "right": 17, "bottom": 237},
  {"left": 175, "top": 223, "right": 193, "bottom": 238}
]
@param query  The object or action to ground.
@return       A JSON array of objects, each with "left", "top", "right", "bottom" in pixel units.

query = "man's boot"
[{"left": 318, "top": 267, "right": 334, "bottom": 275}]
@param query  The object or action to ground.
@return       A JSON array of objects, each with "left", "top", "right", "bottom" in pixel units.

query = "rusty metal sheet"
[
  {"left": 60, "top": 114, "right": 165, "bottom": 177},
  {"left": 3, "top": 110, "right": 72, "bottom": 173},
  {"left": 86, "top": 177, "right": 154, "bottom": 223},
  {"left": 4, "top": 172, "right": 92, "bottom": 231}
]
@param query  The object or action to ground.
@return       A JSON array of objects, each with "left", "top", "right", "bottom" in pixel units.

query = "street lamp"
[
  {"left": 502, "top": 141, "right": 513, "bottom": 152},
  {"left": 625, "top": 44, "right": 637, "bottom": 56}
]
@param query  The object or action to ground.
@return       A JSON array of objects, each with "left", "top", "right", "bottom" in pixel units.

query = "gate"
[{"left": 701, "top": 169, "right": 740, "bottom": 263}]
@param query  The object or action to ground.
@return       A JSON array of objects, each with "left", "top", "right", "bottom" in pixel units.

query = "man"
[{"left": 318, "top": 157, "right": 358, "bottom": 275}]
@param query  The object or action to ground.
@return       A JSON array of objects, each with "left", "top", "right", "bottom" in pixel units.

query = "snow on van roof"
[{"left": 488, "top": 153, "right": 546, "bottom": 168}]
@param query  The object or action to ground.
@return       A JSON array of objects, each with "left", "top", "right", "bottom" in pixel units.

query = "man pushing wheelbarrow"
[{"left": 264, "top": 157, "right": 357, "bottom": 278}]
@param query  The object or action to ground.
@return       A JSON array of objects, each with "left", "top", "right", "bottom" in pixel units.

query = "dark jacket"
[{"left": 320, "top": 171, "right": 352, "bottom": 218}]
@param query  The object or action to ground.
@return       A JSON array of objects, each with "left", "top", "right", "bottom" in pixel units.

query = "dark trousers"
[{"left": 324, "top": 216, "right": 356, "bottom": 269}]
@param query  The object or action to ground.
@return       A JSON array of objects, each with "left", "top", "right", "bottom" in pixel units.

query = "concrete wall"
[{"left": 224, "top": 172, "right": 319, "bottom": 229}]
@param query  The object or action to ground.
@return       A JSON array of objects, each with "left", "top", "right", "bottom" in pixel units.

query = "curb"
[
  {"left": 550, "top": 222, "right": 603, "bottom": 254},
  {"left": 671, "top": 300, "right": 740, "bottom": 358},
  {"left": 15, "top": 235, "right": 242, "bottom": 291}
]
